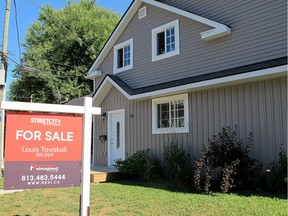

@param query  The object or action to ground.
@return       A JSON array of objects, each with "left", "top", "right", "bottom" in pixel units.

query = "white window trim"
[
  {"left": 152, "top": 93, "right": 189, "bottom": 134},
  {"left": 152, "top": 19, "right": 180, "bottom": 62},
  {"left": 113, "top": 38, "right": 133, "bottom": 74}
]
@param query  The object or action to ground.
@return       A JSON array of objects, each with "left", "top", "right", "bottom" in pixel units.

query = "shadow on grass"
[
  {"left": 110, "top": 179, "right": 193, "bottom": 193},
  {"left": 109, "top": 178, "right": 287, "bottom": 200},
  {"left": 233, "top": 189, "right": 287, "bottom": 200}
]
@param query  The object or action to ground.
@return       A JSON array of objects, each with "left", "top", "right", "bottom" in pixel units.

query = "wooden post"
[
  {"left": 0, "top": 0, "right": 11, "bottom": 176},
  {"left": 80, "top": 97, "right": 92, "bottom": 216}
]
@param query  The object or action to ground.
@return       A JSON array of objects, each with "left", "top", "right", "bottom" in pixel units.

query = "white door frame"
[
  {"left": 107, "top": 109, "right": 125, "bottom": 166},
  {"left": 91, "top": 115, "right": 96, "bottom": 166}
]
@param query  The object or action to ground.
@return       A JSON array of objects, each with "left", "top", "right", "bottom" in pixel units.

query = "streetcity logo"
[
  {"left": 30, "top": 117, "right": 62, "bottom": 126},
  {"left": 30, "top": 164, "right": 59, "bottom": 172}
]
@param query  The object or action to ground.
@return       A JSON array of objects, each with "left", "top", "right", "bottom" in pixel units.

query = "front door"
[{"left": 108, "top": 110, "right": 125, "bottom": 166}]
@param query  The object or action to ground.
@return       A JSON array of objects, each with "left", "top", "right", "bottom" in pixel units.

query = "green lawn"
[{"left": 0, "top": 177, "right": 286, "bottom": 216}]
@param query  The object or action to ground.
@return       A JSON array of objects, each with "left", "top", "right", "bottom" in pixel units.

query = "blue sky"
[{"left": 0, "top": 0, "right": 132, "bottom": 94}]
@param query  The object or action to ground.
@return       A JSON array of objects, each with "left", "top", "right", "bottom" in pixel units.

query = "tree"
[{"left": 8, "top": 0, "right": 120, "bottom": 103}]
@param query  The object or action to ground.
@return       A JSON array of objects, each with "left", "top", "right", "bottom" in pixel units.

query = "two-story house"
[{"left": 86, "top": 0, "right": 287, "bottom": 168}]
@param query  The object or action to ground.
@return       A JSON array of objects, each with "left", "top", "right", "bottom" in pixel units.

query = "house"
[{"left": 86, "top": 0, "right": 287, "bottom": 168}]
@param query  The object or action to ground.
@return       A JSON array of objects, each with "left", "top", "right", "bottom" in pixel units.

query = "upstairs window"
[
  {"left": 114, "top": 38, "right": 133, "bottom": 74},
  {"left": 152, "top": 20, "right": 180, "bottom": 62},
  {"left": 117, "top": 45, "right": 130, "bottom": 68},
  {"left": 152, "top": 94, "right": 189, "bottom": 134}
]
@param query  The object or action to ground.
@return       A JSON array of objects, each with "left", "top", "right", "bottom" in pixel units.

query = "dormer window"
[
  {"left": 113, "top": 38, "right": 133, "bottom": 74},
  {"left": 152, "top": 20, "right": 180, "bottom": 62}
]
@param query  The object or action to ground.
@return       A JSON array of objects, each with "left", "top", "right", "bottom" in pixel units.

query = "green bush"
[
  {"left": 114, "top": 149, "right": 163, "bottom": 180},
  {"left": 163, "top": 136, "right": 192, "bottom": 186},
  {"left": 194, "top": 126, "right": 261, "bottom": 193},
  {"left": 266, "top": 146, "right": 287, "bottom": 194}
]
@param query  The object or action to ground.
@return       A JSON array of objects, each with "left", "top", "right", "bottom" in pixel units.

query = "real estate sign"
[{"left": 4, "top": 112, "right": 83, "bottom": 190}]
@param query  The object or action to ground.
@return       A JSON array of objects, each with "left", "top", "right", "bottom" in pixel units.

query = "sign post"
[
  {"left": 0, "top": 98, "right": 100, "bottom": 216},
  {"left": 81, "top": 97, "right": 92, "bottom": 216}
]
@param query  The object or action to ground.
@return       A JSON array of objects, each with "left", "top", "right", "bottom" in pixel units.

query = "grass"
[{"left": 0, "top": 177, "right": 287, "bottom": 216}]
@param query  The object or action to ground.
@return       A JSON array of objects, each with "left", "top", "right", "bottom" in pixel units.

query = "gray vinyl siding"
[
  {"left": 95, "top": 1, "right": 287, "bottom": 89},
  {"left": 93, "top": 76, "right": 287, "bottom": 168}
]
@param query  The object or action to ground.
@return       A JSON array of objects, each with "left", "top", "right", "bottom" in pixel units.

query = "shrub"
[
  {"left": 194, "top": 126, "right": 261, "bottom": 193},
  {"left": 163, "top": 136, "right": 192, "bottom": 186},
  {"left": 114, "top": 149, "right": 163, "bottom": 180},
  {"left": 266, "top": 146, "right": 287, "bottom": 194}
]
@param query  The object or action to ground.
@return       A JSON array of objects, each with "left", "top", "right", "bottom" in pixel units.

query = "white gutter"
[{"left": 93, "top": 65, "right": 287, "bottom": 106}]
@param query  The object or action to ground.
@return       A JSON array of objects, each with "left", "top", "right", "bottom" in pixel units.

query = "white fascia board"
[
  {"left": 93, "top": 65, "right": 287, "bottom": 105},
  {"left": 130, "top": 65, "right": 287, "bottom": 100},
  {"left": 86, "top": 70, "right": 102, "bottom": 80},
  {"left": 0, "top": 100, "right": 101, "bottom": 115},
  {"left": 92, "top": 76, "right": 132, "bottom": 106},
  {"left": 200, "top": 26, "right": 231, "bottom": 41},
  {"left": 92, "top": 79, "right": 113, "bottom": 106},
  {"left": 87, "top": 0, "right": 142, "bottom": 79},
  {"left": 142, "top": 0, "right": 231, "bottom": 41}
]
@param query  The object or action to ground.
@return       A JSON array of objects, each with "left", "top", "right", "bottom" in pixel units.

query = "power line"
[
  {"left": 29, "top": 0, "right": 95, "bottom": 54},
  {"left": 3, "top": 0, "right": 95, "bottom": 80},
  {"left": 3, "top": 50, "right": 85, "bottom": 72},
  {"left": 6, "top": 55, "right": 87, "bottom": 78},
  {"left": 28, "top": 57, "right": 85, "bottom": 70},
  {"left": 13, "top": 0, "right": 22, "bottom": 62},
  {"left": 3, "top": 0, "right": 96, "bottom": 77}
]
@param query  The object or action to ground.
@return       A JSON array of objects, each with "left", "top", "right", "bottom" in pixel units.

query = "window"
[
  {"left": 152, "top": 20, "right": 180, "bottom": 62},
  {"left": 116, "top": 122, "right": 120, "bottom": 149},
  {"left": 152, "top": 94, "right": 189, "bottom": 134},
  {"left": 113, "top": 38, "right": 133, "bottom": 73}
]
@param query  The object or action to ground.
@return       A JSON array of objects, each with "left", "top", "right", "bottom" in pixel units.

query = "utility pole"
[{"left": 1, "top": 0, "right": 11, "bottom": 175}]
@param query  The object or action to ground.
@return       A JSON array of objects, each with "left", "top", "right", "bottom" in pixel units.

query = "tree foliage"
[{"left": 9, "top": 0, "right": 120, "bottom": 103}]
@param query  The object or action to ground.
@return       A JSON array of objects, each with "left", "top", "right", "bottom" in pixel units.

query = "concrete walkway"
[{"left": 0, "top": 189, "right": 23, "bottom": 195}]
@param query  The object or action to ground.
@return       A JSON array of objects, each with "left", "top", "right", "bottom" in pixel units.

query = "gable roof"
[
  {"left": 87, "top": 0, "right": 231, "bottom": 79},
  {"left": 65, "top": 94, "right": 93, "bottom": 106},
  {"left": 92, "top": 57, "right": 287, "bottom": 106}
]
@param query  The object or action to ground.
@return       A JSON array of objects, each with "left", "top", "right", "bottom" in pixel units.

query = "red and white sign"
[{"left": 4, "top": 112, "right": 83, "bottom": 190}]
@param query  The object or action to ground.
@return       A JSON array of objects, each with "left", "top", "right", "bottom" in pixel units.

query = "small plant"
[
  {"left": 194, "top": 126, "right": 261, "bottom": 193},
  {"left": 163, "top": 136, "right": 192, "bottom": 186},
  {"left": 114, "top": 149, "right": 163, "bottom": 180},
  {"left": 266, "top": 146, "right": 287, "bottom": 194}
]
